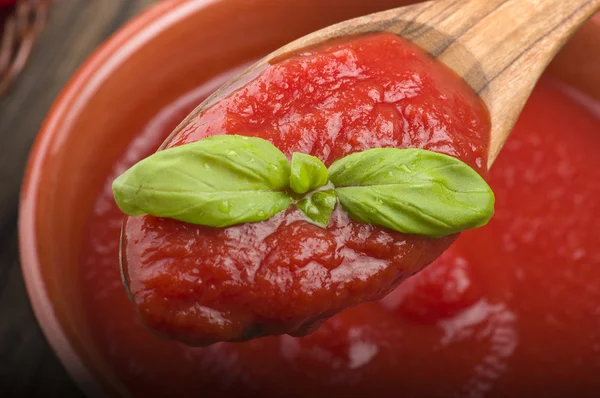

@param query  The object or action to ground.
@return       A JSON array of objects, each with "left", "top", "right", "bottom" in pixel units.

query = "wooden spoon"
[
  {"left": 163, "top": 0, "right": 600, "bottom": 168},
  {"left": 120, "top": 0, "right": 600, "bottom": 334}
]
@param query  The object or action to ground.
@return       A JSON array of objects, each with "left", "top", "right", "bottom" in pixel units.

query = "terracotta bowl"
[{"left": 18, "top": 0, "right": 600, "bottom": 396}]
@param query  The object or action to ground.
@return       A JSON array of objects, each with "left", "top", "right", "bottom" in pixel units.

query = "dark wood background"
[{"left": 0, "top": 1, "right": 157, "bottom": 396}]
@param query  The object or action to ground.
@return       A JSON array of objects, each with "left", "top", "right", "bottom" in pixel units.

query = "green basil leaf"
[
  {"left": 330, "top": 148, "right": 494, "bottom": 237},
  {"left": 296, "top": 190, "right": 337, "bottom": 228},
  {"left": 290, "top": 152, "right": 329, "bottom": 194},
  {"left": 112, "top": 135, "right": 292, "bottom": 227}
]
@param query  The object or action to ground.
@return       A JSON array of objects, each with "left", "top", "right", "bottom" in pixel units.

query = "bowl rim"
[{"left": 17, "top": 0, "right": 216, "bottom": 396}]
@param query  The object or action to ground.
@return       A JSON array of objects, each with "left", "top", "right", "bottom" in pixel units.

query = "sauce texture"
[
  {"left": 121, "top": 33, "right": 491, "bottom": 344},
  {"left": 83, "top": 73, "right": 600, "bottom": 396}
]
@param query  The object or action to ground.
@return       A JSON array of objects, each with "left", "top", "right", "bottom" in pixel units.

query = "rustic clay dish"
[{"left": 19, "top": 0, "right": 600, "bottom": 396}]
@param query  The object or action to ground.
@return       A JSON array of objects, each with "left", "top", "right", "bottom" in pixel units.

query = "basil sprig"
[{"left": 113, "top": 135, "right": 494, "bottom": 237}]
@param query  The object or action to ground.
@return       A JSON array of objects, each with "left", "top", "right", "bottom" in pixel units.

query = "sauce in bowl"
[{"left": 82, "top": 73, "right": 600, "bottom": 396}]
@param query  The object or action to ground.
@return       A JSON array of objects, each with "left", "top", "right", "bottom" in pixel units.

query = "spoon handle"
[{"left": 399, "top": 0, "right": 600, "bottom": 166}]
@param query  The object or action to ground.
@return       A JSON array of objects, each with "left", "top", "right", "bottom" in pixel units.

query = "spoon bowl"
[{"left": 118, "top": 0, "right": 600, "bottom": 340}]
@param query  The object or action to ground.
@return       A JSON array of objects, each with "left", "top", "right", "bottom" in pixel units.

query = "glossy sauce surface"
[
  {"left": 79, "top": 30, "right": 600, "bottom": 398},
  {"left": 121, "top": 33, "right": 490, "bottom": 344},
  {"left": 82, "top": 75, "right": 600, "bottom": 397}
]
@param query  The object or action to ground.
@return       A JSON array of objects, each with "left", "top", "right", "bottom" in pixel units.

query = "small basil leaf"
[
  {"left": 296, "top": 190, "right": 337, "bottom": 228},
  {"left": 112, "top": 135, "right": 293, "bottom": 227},
  {"left": 290, "top": 152, "right": 329, "bottom": 194},
  {"left": 330, "top": 148, "right": 494, "bottom": 237}
]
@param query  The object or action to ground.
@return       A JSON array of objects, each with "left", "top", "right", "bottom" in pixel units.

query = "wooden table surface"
[{"left": 0, "top": 1, "right": 157, "bottom": 396}]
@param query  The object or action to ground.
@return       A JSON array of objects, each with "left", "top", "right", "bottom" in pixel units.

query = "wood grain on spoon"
[{"left": 163, "top": 0, "right": 600, "bottom": 167}]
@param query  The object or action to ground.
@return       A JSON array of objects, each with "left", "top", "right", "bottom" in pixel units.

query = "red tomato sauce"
[
  {"left": 121, "top": 33, "right": 491, "bottom": 345},
  {"left": 80, "top": 42, "right": 600, "bottom": 396}
]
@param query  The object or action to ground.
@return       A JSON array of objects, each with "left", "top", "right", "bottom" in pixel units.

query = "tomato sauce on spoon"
[{"left": 121, "top": 33, "right": 491, "bottom": 345}]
